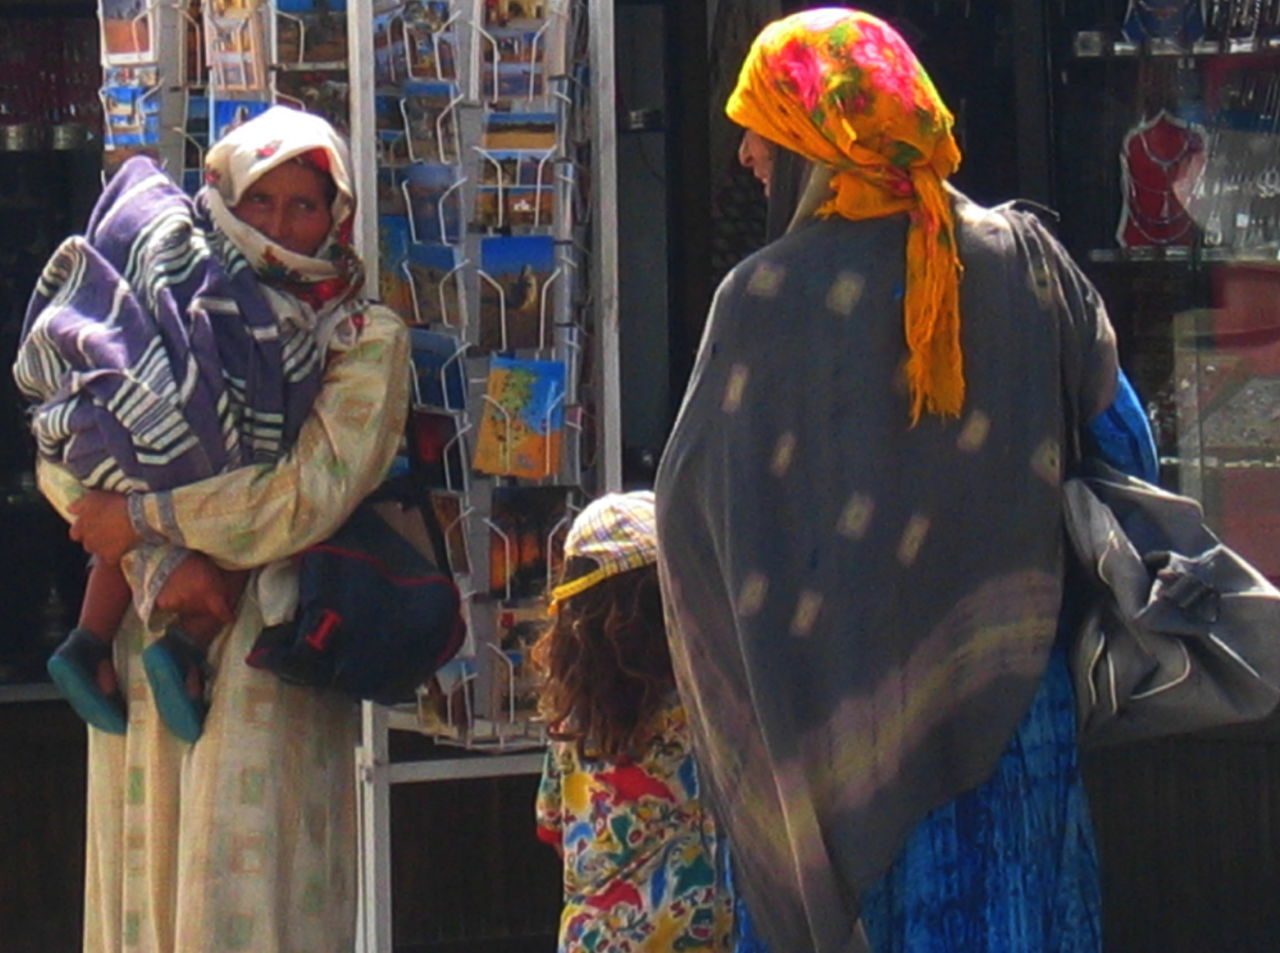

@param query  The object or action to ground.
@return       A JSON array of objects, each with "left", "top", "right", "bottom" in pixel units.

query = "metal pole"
[
  {"left": 589, "top": 0, "right": 622, "bottom": 492},
  {"left": 349, "top": 0, "right": 380, "bottom": 293},
  {"left": 355, "top": 701, "right": 393, "bottom": 953}
]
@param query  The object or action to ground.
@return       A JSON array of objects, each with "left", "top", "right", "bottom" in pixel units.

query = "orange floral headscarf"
[{"left": 728, "top": 8, "right": 965, "bottom": 421}]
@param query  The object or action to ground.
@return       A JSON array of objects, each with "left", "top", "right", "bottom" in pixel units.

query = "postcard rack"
[
  {"left": 94, "top": 0, "right": 618, "bottom": 947},
  {"left": 350, "top": 1, "right": 618, "bottom": 945}
]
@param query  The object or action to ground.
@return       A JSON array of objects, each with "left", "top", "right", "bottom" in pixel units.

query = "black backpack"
[{"left": 246, "top": 493, "right": 466, "bottom": 705}]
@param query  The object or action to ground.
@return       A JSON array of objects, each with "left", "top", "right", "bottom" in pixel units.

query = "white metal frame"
[
  {"left": 352, "top": 0, "right": 618, "bottom": 948},
  {"left": 355, "top": 702, "right": 546, "bottom": 953}
]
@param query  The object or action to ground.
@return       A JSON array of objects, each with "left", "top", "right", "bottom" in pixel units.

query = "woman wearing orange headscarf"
[{"left": 655, "top": 9, "right": 1156, "bottom": 953}]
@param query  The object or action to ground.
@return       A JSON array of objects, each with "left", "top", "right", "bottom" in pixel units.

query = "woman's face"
[
  {"left": 231, "top": 161, "right": 335, "bottom": 257},
  {"left": 738, "top": 129, "right": 776, "bottom": 197}
]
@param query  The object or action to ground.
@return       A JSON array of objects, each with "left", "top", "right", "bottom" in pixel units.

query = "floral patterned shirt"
[{"left": 536, "top": 698, "right": 734, "bottom": 952}]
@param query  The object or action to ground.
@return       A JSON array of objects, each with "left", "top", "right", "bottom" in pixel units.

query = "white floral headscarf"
[{"left": 201, "top": 105, "right": 362, "bottom": 297}]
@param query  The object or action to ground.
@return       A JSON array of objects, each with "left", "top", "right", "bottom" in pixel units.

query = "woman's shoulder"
[
  {"left": 328, "top": 302, "right": 410, "bottom": 355},
  {"left": 951, "top": 189, "right": 1021, "bottom": 259}
]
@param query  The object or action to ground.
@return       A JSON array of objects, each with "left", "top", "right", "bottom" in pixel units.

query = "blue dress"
[{"left": 735, "top": 372, "right": 1158, "bottom": 953}]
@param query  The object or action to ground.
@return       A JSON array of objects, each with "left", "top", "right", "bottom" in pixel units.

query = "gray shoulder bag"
[
  {"left": 1004, "top": 201, "right": 1280, "bottom": 747},
  {"left": 1062, "top": 458, "right": 1280, "bottom": 746}
]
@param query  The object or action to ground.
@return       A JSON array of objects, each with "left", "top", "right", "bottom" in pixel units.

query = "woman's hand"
[
  {"left": 155, "top": 554, "right": 241, "bottom": 625},
  {"left": 68, "top": 490, "right": 138, "bottom": 565}
]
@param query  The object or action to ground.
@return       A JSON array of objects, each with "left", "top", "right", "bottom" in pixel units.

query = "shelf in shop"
[
  {"left": 1071, "top": 32, "right": 1280, "bottom": 60},
  {"left": 1088, "top": 246, "right": 1280, "bottom": 264}
]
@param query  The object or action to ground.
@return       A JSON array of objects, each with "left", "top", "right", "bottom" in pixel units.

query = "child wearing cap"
[{"left": 531, "top": 490, "right": 734, "bottom": 952}]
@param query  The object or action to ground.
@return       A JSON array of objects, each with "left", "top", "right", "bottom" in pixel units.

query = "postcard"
[
  {"left": 428, "top": 490, "right": 470, "bottom": 576},
  {"left": 102, "top": 64, "right": 159, "bottom": 87},
  {"left": 477, "top": 149, "right": 552, "bottom": 189},
  {"left": 404, "top": 162, "right": 461, "bottom": 244},
  {"left": 478, "top": 234, "right": 557, "bottom": 351},
  {"left": 482, "top": 62, "right": 546, "bottom": 102},
  {"left": 496, "top": 603, "right": 546, "bottom": 715},
  {"left": 377, "top": 166, "right": 408, "bottom": 216},
  {"left": 208, "top": 0, "right": 256, "bottom": 15},
  {"left": 480, "top": 110, "right": 557, "bottom": 152},
  {"left": 403, "top": 5, "right": 458, "bottom": 81},
  {"left": 404, "top": 0, "right": 452, "bottom": 30},
  {"left": 180, "top": 88, "right": 209, "bottom": 179},
  {"left": 409, "top": 327, "right": 468, "bottom": 411},
  {"left": 487, "top": 485, "right": 570, "bottom": 600},
  {"left": 473, "top": 186, "right": 554, "bottom": 229},
  {"left": 179, "top": 86, "right": 210, "bottom": 173},
  {"left": 487, "top": 0, "right": 569, "bottom": 76},
  {"left": 402, "top": 80, "right": 460, "bottom": 164},
  {"left": 473, "top": 189, "right": 503, "bottom": 229},
  {"left": 211, "top": 98, "right": 270, "bottom": 140},
  {"left": 544, "top": 4, "right": 569, "bottom": 78},
  {"left": 276, "top": 0, "right": 348, "bottom": 65},
  {"left": 373, "top": 10, "right": 408, "bottom": 86},
  {"left": 378, "top": 213, "right": 414, "bottom": 318},
  {"left": 207, "top": 13, "right": 267, "bottom": 91},
  {"left": 101, "top": 85, "right": 161, "bottom": 148},
  {"left": 418, "top": 654, "right": 475, "bottom": 737},
  {"left": 181, "top": 5, "right": 204, "bottom": 84},
  {"left": 407, "top": 243, "right": 465, "bottom": 329},
  {"left": 484, "top": 28, "right": 544, "bottom": 64},
  {"left": 497, "top": 603, "right": 545, "bottom": 649},
  {"left": 376, "top": 91, "right": 403, "bottom": 133},
  {"left": 99, "top": 0, "right": 155, "bottom": 64},
  {"left": 472, "top": 355, "right": 566, "bottom": 479},
  {"left": 409, "top": 407, "right": 467, "bottom": 491},
  {"left": 375, "top": 93, "right": 411, "bottom": 166},
  {"left": 484, "top": 0, "right": 547, "bottom": 31},
  {"left": 274, "top": 69, "right": 350, "bottom": 138},
  {"left": 504, "top": 186, "right": 554, "bottom": 227},
  {"left": 184, "top": 90, "right": 210, "bottom": 143}
]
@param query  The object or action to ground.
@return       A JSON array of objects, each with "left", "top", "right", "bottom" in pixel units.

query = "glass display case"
[
  {"left": 1049, "top": 5, "right": 1280, "bottom": 952},
  {"left": 1053, "top": 0, "right": 1280, "bottom": 584}
]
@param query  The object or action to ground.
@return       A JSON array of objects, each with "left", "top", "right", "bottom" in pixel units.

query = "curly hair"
[{"left": 530, "top": 556, "right": 673, "bottom": 762}]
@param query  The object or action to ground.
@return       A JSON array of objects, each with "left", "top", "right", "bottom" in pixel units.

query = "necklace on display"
[
  {"left": 1131, "top": 118, "right": 1199, "bottom": 170},
  {"left": 1122, "top": 158, "right": 1194, "bottom": 230},
  {"left": 1135, "top": 133, "right": 1196, "bottom": 171},
  {"left": 1125, "top": 178, "right": 1189, "bottom": 223},
  {"left": 1121, "top": 204, "right": 1196, "bottom": 245}
]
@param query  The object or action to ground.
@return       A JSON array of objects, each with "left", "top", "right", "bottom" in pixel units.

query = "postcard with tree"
[{"left": 473, "top": 355, "right": 565, "bottom": 479}]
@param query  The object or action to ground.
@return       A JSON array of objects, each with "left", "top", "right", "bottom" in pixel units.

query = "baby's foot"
[
  {"left": 141, "top": 629, "right": 208, "bottom": 743},
  {"left": 46, "top": 628, "right": 127, "bottom": 734}
]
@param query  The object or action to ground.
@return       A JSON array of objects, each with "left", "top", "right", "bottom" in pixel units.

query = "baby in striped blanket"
[{"left": 14, "top": 107, "right": 363, "bottom": 742}]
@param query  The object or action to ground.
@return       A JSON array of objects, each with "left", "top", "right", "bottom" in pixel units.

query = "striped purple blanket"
[{"left": 13, "top": 156, "right": 321, "bottom": 493}]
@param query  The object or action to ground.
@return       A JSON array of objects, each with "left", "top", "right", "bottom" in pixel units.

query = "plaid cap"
[{"left": 549, "top": 491, "right": 657, "bottom": 609}]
